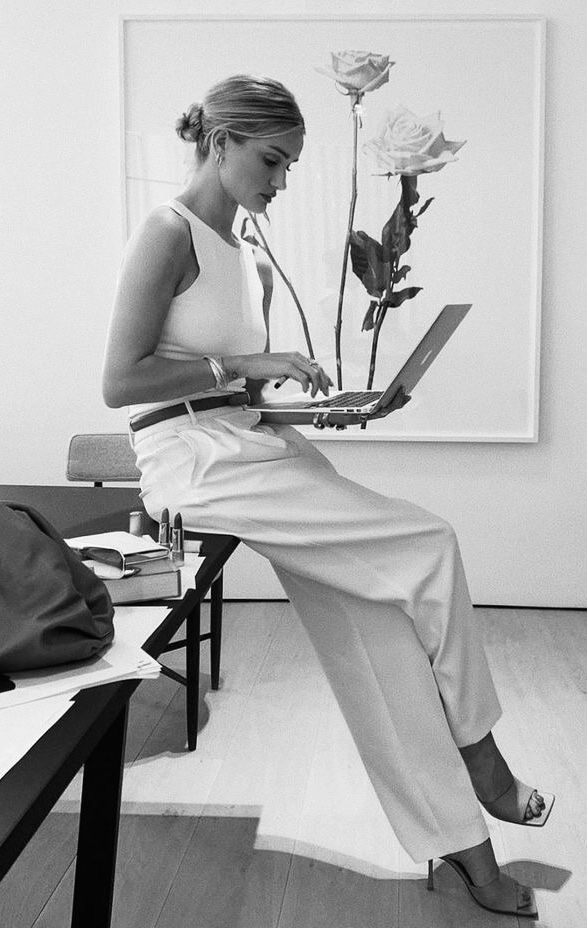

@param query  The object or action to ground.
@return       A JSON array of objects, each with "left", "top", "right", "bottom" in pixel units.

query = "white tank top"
[{"left": 128, "top": 199, "right": 267, "bottom": 421}]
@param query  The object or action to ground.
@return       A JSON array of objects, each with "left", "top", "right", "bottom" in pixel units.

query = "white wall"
[{"left": 2, "top": 0, "right": 586, "bottom": 607}]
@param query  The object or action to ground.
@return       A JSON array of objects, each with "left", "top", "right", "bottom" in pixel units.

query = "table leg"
[
  {"left": 210, "top": 571, "right": 223, "bottom": 691},
  {"left": 70, "top": 702, "right": 128, "bottom": 928},
  {"left": 186, "top": 600, "right": 201, "bottom": 751}
]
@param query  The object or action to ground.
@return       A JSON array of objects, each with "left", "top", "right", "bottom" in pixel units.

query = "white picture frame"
[{"left": 121, "top": 14, "right": 545, "bottom": 442}]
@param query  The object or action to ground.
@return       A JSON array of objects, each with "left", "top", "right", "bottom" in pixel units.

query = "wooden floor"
[{"left": 1, "top": 605, "right": 585, "bottom": 928}]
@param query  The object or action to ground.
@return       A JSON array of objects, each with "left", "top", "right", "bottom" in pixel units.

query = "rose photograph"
[{"left": 123, "top": 16, "right": 544, "bottom": 441}]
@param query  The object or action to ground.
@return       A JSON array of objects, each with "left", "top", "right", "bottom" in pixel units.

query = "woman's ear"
[{"left": 213, "top": 130, "right": 228, "bottom": 161}]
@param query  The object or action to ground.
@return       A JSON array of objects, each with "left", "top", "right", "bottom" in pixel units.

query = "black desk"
[{"left": 0, "top": 523, "right": 239, "bottom": 928}]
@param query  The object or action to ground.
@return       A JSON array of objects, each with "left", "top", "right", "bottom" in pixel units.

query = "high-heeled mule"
[
  {"left": 479, "top": 778, "right": 555, "bottom": 827},
  {"left": 426, "top": 857, "right": 538, "bottom": 918}
]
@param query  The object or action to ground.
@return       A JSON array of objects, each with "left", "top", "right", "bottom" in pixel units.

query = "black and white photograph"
[{"left": 1, "top": 3, "right": 585, "bottom": 927}]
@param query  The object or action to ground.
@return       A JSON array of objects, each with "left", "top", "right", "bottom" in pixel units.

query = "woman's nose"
[{"left": 271, "top": 166, "right": 287, "bottom": 191}]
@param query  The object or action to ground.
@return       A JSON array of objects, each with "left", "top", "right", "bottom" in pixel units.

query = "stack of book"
[{"left": 66, "top": 531, "right": 181, "bottom": 604}]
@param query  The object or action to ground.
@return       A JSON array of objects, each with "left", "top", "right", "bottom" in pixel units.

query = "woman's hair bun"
[{"left": 175, "top": 103, "right": 203, "bottom": 142}]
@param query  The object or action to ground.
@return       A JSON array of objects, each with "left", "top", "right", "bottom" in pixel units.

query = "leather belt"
[{"left": 130, "top": 391, "right": 250, "bottom": 432}]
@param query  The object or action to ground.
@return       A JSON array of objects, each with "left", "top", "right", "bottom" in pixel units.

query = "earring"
[{"left": 215, "top": 151, "right": 224, "bottom": 167}]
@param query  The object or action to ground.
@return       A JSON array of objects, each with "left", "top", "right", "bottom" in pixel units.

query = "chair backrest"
[{"left": 67, "top": 433, "right": 140, "bottom": 486}]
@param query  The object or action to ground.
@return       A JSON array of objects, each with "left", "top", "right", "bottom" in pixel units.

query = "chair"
[
  {"left": 66, "top": 432, "right": 141, "bottom": 487},
  {"left": 66, "top": 433, "right": 240, "bottom": 749}
]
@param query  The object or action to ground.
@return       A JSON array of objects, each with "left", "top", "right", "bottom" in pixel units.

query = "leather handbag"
[{"left": 0, "top": 501, "right": 115, "bottom": 672}]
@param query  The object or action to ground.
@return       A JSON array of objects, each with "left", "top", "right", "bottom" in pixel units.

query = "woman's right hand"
[{"left": 227, "top": 352, "right": 333, "bottom": 398}]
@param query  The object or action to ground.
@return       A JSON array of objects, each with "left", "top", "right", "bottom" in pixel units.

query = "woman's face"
[{"left": 220, "top": 127, "right": 304, "bottom": 213}]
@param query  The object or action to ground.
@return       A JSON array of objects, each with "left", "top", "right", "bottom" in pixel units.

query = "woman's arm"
[{"left": 102, "top": 208, "right": 217, "bottom": 407}]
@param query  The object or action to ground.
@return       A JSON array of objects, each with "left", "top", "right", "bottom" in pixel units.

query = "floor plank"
[
  {"left": 33, "top": 815, "right": 199, "bottom": 928},
  {"left": 0, "top": 813, "right": 77, "bottom": 928},
  {"left": 278, "top": 856, "right": 400, "bottom": 928},
  {"left": 154, "top": 816, "right": 291, "bottom": 928},
  {"left": 111, "top": 815, "right": 199, "bottom": 928},
  {"left": 202, "top": 602, "right": 328, "bottom": 851}
]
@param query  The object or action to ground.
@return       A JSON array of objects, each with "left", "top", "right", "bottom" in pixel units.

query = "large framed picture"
[{"left": 121, "top": 14, "right": 545, "bottom": 441}]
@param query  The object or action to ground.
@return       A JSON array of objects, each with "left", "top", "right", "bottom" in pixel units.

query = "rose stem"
[
  {"left": 366, "top": 302, "right": 386, "bottom": 390},
  {"left": 247, "top": 211, "right": 315, "bottom": 360},
  {"left": 367, "top": 240, "right": 399, "bottom": 390},
  {"left": 334, "top": 97, "right": 361, "bottom": 390},
  {"left": 365, "top": 175, "right": 413, "bottom": 401}
]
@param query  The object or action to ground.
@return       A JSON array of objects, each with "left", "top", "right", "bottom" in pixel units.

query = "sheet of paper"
[
  {"left": 0, "top": 629, "right": 161, "bottom": 709},
  {"left": 112, "top": 604, "right": 171, "bottom": 648},
  {"left": 0, "top": 694, "right": 75, "bottom": 779}
]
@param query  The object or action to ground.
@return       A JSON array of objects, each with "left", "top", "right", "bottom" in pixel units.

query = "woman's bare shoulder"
[
  {"left": 122, "top": 205, "right": 192, "bottom": 278},
  {"left": 137, "top": 204, "right": 191, "bottom": 250}
]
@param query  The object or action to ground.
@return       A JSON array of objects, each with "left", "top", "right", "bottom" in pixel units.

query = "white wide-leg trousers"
[{"left": 130, "top": 406, "right": 502, "bottom": 862}]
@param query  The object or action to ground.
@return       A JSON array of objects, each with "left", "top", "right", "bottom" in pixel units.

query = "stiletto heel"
[
  {"left": 427, "top": 859, "right": 434, "bottom": 891},
  {"left": 437, "top": 855, "right": 538, "bottom": 919}
]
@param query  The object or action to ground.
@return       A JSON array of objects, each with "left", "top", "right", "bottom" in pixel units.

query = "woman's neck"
[{"left": 178, "top": 168, "right": 237, "bottom": 243}]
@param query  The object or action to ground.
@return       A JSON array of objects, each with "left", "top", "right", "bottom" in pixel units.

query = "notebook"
[
  {"left": 250, "top": 303, "right": 472, "bottom": 426},
  {"left": 101, "top": 562, "right": 181, "bottom": 604}
]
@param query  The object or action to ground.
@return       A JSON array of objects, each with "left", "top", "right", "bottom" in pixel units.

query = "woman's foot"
[
  {"left": 459, "top": 732, "right": 551, "bottom": 824},
  {"left": 481, "top": 777, "right": 555, "bottom": 825},
  {"left": 441, "top": 839, "right": 537, "bottom": 917}
]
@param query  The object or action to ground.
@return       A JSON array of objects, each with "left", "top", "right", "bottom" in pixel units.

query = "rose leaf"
[
  {"left": 385, "top": 286, "right": 422, "bottom": 309},
  {"left": 393, "top": 265, "right": 411, "bottom": 283},
  {"left": 416, "top": 197, "right": 435, "bottom": 218},
  {"left": 382, "top": 204, "right": 416, "bottom": 260},
  {"left": 361, "top": 300, "right": 378, "bottom": 332},
  {"left": 350, "top": 231, "right": 384, "bottom": 296}
]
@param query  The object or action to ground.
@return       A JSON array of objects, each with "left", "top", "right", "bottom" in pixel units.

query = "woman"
[{"left": 102, "top": 74, "right": 553, "bottom": 917}]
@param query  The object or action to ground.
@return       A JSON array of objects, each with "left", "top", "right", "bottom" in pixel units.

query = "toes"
[
  {"left": 525, "top": 789, "right": 545, "bottom": 819},
  {"left": 517, "top": 883, "right": 533, "bottom": 908}
]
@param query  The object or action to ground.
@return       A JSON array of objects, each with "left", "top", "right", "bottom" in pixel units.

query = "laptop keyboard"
[{"left": 306, "top": 390, "right": 382, "bottom": 408}]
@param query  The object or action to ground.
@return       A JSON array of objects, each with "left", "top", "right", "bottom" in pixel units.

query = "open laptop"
[{"left": 250, "top": 303, "right": 472, "bottom": 426}]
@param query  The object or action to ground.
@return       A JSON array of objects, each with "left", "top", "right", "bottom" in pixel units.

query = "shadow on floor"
[{"left": 0, "top": 813, "right": 571, "bottom": 928}]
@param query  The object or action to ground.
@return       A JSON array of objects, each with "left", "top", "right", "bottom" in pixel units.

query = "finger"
[
  {"left": 311, "top": 363, "right": 332, "bottom": 396},
  {"left": 291, "top": 366, "right": 311, "bottom": 392},
  {"left": 319, "top": 368, "right": 332, "bottom": 395},
  {"left": 308, "top": 366, "right": 322, "bottom": 398},
  {"left": 312, "top": 360, "right": 334, "bottom": 394},
  {"left": 304, "top": 359, "right": 324, "bottom": 397},
  {"left": 294, "top": 358, "right": 319, "bottom": 396}
]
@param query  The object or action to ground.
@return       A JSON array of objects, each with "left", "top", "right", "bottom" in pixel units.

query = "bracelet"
[{"left": 203, "top": 355, "right": 239, "bottom": 391}]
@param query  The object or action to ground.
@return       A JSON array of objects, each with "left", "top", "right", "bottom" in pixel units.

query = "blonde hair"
[{"left": 175, "top": 74, "right": 304, "bottom": 160}]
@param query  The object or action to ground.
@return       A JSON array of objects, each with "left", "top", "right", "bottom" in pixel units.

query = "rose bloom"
[
  {"left": 364, "top": 105, "right": 466, "bottom": 175},
  {"left": 316, "top": 50, "right": 393, "bottom": 94}
]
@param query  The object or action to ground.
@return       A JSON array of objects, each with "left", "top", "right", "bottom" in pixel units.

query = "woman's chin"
[{"left": 248, "top": 200, "right": 269, "bottom": 215}]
